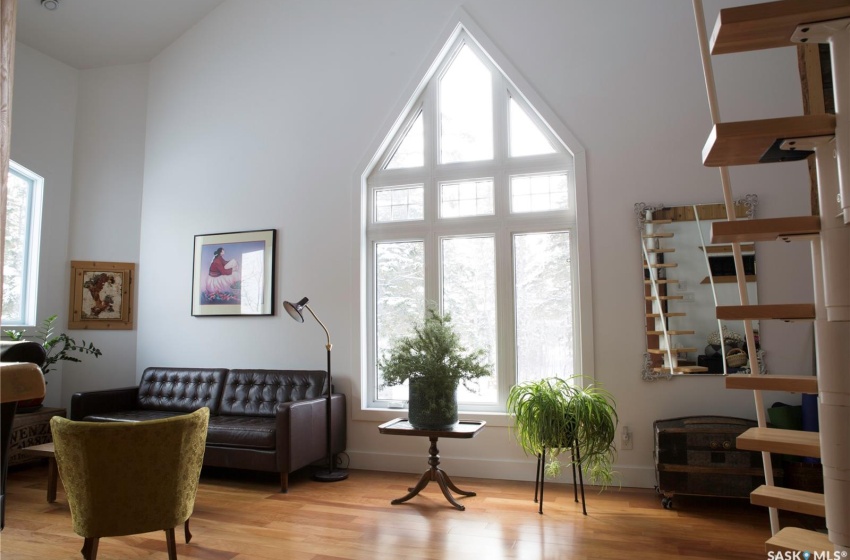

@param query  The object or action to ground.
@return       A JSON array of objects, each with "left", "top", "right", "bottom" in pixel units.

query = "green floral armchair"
[{"left": 50, "top": 407, "right": 209, "bottom": 560}]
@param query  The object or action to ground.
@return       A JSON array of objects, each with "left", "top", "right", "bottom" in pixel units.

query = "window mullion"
[
  {"left": 493, "top": 76, "right": 508, "bottom": 166},
  {"left": 495, "top": 225, "right": 516, "bottom": 406}
]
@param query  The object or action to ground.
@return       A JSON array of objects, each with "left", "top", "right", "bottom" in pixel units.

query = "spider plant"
[{"left": 507, "top": 376, "right": 618, "bottom": 487}]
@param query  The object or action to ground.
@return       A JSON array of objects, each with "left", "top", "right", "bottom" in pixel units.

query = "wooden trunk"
[
  {"left": 654, "top": 415, "right": 782, "bottom": 507},
  {"left": 7, "top": 407, "right": 65, "bottom": 467}
]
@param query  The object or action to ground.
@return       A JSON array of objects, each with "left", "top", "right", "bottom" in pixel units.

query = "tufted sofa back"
[
  {"left": 137, "top": 368, "right": 227, "bottom": 414},
  {"left": 219, "top": 369, "right": 326, "bottom": 417}
]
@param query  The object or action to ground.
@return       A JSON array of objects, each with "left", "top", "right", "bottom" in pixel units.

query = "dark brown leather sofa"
[{"left": 70, "top": 367, "right": 346, "bottom": 492}]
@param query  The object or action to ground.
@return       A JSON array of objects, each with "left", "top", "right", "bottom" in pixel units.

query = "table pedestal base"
[{"left": 391, "top": 436, "right": 475, "bottom": 511}]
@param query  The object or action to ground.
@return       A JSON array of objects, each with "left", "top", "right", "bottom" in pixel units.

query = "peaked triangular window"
[
  {"left": 385, "top": 112, "right": 424, "bottom": 169},
  {"left": 440, "top": 45, "right": 493, "bottom": 163},
  {"left": 509, "top": 97, "right": 556, "bottom": 157}
]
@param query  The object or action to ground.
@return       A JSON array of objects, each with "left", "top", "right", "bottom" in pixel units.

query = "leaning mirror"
[{"left": 636, "top": 196, "right": 764, "bottom": 380}]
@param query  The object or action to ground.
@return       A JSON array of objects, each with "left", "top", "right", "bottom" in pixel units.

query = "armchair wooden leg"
[
  {"left": 280, "top": 471, "right": 288, "bottom": 493},
  {"left": 81, "top": 537, "right": 99, "bottom": 560},
  {"left": 184, "top": 518, "right": 192, "bottom": 543},
  {"left": 165, "top": 527, "right": 177, "bottom": 560}
]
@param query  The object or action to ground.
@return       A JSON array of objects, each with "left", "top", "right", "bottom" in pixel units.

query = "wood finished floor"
[{"left": 0, "top": 463, "right": 823, "bottom": 560}]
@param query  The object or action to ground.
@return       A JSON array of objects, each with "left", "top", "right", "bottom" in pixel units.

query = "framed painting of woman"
[{"left": 191, "top": 229, "right": 276, "bottom": 316}]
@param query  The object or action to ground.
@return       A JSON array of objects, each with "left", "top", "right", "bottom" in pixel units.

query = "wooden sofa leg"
[
  {"left": 280, "top": 472, "right": 288, "bottom": 493},
  {"left": 184, "top": 518, "right": 192, "bottom": 543}
]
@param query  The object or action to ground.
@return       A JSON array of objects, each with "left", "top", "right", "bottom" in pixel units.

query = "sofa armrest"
[
  {"left": 70, "top": 386, "right": 139, "bottom": 420},
  {"left": 275, "top": 393, "right": 346, "bottom": 473}
]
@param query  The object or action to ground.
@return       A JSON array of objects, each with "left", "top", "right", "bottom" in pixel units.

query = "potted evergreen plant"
[
  {"left": 379, "top": 306, "right": 492, "bottom": 430},
  {"left": 507, "top": 376, "right": 618, "bottom": 486}
]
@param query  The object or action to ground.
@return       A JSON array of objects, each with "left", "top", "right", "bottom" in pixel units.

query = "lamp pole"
[{"left": 283, "top": 297, "right": 347, "bottom": 483}]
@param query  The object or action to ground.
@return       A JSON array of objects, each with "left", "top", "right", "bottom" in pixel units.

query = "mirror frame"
[{"left": 635, "top": 194, "right": 759, "bottom": 380}]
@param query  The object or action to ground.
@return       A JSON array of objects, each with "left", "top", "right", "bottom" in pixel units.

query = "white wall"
[
  {"left": 62, "top": 63, "right": 149, "bottom": 402},
  {"left": 10, "top": 49, "right": 147, "bottom": 407},
  {"left": 9, "top": 43, "right": 78, "bottom": 408},
  {"left": 135, "top": 0, "right": 816, "bottom": 488}
]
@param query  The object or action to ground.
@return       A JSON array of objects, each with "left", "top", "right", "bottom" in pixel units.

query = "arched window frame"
[{"left": 355, "top": 12, "right": 594, "bottom": 420}]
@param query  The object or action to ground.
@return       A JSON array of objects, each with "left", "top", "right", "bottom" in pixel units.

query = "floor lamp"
[{"left": 283, "top": 297, "right": 348, "bottom": 483}]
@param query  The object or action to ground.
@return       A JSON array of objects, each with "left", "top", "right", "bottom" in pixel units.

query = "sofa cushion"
[
  {"left": 206, "top": 415, "right": 276, "bottom": 449},
  {"left": 137, "top": 368, "right": 227, "bottom": 414},
  {"left": 219, "top": 370, "right": 325, "bottom": 417},
  {"left": 83, "top": 410, "right": 182, "bottom": 423}
]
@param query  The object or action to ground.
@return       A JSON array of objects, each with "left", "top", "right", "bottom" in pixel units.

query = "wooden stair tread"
[
  {"left": 737, "top": 427, "right": 820, "bottom": 458},
  {"left": 647, "top": 312, "right": 686, "bottom": 318},
  {"left": 647, "top": 347, "right": 697, "bottom": 354},
  {"left": 716, "top": 304, "right": 816, "bottom": 321},
  {"left": 642, "top": 232, "right": 674, "bottom": 238},
  {"left": 644, "top": 263, "right": 678, "bottom": 269},
  {"left": 653, "top": 366, "right": 710, "bottom": 374},
  {"left": 645, "top": 219, "right": 672, "bottom": 224},
  {"left": 702, "top": 115, "right": 835, "bottom": 167},
  {"left": 700, "top": 243, "right": 755, "bottom": 253},
  {"left": 726, "top": 374, "right": 817, "bottom": 393},
  {"left": 751, "top": 485, "right": 825, "bottom": 517},
  {"left": 711, "top": 0, "right": 850, "bottom": 55},
  {"left": 711, "top": 216, "right": 821, "bottom": 243},
  {"left": 701, "top": 275, "right": 757, "bottom": 284},
  {"left": 645, "top": 248, "right": 675, "bottom": 253},
  {"left": 644, "top": 279, "right": 678, "bottom": 285},
  {"left": 765, "top": 527, "right": 833, "bottom": 554},
  {"left": 647, "top": 330, "right": 695, "bottom": 335}
]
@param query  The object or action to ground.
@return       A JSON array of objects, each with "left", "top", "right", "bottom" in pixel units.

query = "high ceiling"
[{"left": 14, "top": 0, "right": 226, "bottom": 70}]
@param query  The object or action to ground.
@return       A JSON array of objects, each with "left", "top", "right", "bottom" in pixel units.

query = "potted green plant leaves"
[
  {"left": 4, "top": 314, "right": 102, "bottom": 376},
  {"left": 507, "top": 376, "right": 618, "bottom": 486},
  {"left": 379, "top": 306, "right": 492, "bottom": 430}
]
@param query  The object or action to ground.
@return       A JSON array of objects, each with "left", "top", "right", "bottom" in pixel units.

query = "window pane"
[
  {"left": 510, "top": 173, "right": 569, "bottom": 213},
  {"left": 2, "top": 169, "right": 34, "bottom": 324},
  {"left": 385, "top": 112, "right": 424, "bottom": 169},
  {"left": 440, "top": 179, "right": 494, "bottom": 218},
  {"left": 441, "top": 236, "right": 496, "bottom": 403},
  {"left": 376, "top": 241, "right": 425, "bottom": 401},
  {"left": 439, "top": 45, "right": 493, "bottom": 163},
  {"left": 510, "top": 98, "right": 556, "bottom": 157},
  {"left": 514, "top": 232, "right": 572, "bottom": 383},
  {"left": 374, "top": 185, "right": 424, "bottom": 223}
]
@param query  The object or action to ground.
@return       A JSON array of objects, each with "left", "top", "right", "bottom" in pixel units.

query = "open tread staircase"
[{"left": 697, "top": 0, "right": 848, "bottom": 554}]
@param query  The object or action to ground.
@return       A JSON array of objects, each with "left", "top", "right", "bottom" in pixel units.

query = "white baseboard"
[{"left": 345, "top": 450, "right": 658, "bottom": 489}]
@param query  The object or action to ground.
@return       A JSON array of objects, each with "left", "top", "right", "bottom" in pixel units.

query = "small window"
[
  {"left": 439, "top": 179, "right": 494, "bottom": 218},
  {"left": 3, "top": 162, "right": 44, "bottom": 326},
  {"left": 374, "top": 185, "right": 424, "bottom": 223},
  {"left": 510, "top": 172, "right": 569, "bottom": 213}
]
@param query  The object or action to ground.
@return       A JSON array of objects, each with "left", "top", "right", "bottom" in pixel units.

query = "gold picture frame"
[{"left": 68, "top": 261, "right": 135, "bottom": 330}]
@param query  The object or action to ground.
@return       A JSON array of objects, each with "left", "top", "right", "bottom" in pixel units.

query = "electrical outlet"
[
  {"left": 681, "top": 291, "right": 695, "bottom": 302},
  {"left": 621, "top": 425, "right": 633, "bottom": 450}
]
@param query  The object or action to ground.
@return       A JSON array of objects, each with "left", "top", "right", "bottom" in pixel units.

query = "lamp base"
[{"left": 313, "top": 468, "right": 349, "bottom": 483}]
